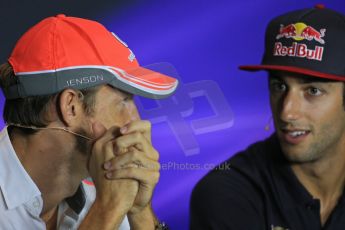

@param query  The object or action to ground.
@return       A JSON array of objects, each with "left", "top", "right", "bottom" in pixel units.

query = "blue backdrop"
[{"left": 1, "top": 1, "right": 345, "bottom": 229}]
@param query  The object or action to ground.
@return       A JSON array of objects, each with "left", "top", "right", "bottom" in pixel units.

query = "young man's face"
[{"left": 269, "top": 72, "right": 345, "bottom": 163}]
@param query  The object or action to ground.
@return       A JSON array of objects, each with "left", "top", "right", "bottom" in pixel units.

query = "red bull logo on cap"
[
  {"left": 276, "top": 23, "right": 326, "bottom": 44},
  {"left": 274, "top": 22, "right": 326, "bottom": 61},
  {"left": 273, "top": 42, "right": 324, "bottom": 61}
]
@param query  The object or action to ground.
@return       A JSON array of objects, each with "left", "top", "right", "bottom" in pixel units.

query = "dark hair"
[{"left": 0, "top": 62, "right": 100, "bottom": 134}]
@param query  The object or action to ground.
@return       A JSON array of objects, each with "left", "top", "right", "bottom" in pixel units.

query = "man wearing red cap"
[
  {"left": 0, "top": 15, "right": 177, "bottom": 229},
  {"left": 191, "top": 6, "right": 345, "bottom": 230}
]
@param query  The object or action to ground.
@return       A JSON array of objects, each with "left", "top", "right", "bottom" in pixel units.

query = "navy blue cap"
[{"left": 239, "top": 5, "right": 345, "bottom": 81}]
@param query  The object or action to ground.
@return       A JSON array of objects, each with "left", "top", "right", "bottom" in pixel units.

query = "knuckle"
[
  {"left": 156, "top": 162, "right": 161, "bottom": 171},
  {"left": 114, "top": 138, "right": 123, "bottom": 148},
  {"left": 152, "top": 149, "right": 159, "bottom": 160},
  {"left": 131, "top": 149, "right": 140, "bottom": 159},
  {"left": 143, "top": 120, "right": 151, "bottom": 129},
  {"left": 128, "top": 146, "right": 136, "bottom": 152},
  {"left": 153, "top": 172, "right": 160, "bottom": 183},
  {"left": 133, "top": 132, "right": 141, "bottom": 140}
]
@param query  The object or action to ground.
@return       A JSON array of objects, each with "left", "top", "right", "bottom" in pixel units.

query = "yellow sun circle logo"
[{"left": 293, "top": 22, "right": 307, "bottom": 41}]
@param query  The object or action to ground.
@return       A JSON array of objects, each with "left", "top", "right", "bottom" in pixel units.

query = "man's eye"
[
  {"left": 307, "top": 87, "right": 322, "bottom": 96},
  {"left": 121, "top": 96, "right": 133, "bottom": 107},
  {"left": 124, "top": 96, "right": 133, "bottom": 102},
  {"left": 270, "top": 82, "right": 286, "bottom": 92},
  {"left": 123, "top": 95, "right": 133, "bottom": 102}
]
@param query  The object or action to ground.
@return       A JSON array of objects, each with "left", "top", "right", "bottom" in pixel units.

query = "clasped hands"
[{"left": 88, "top": 120, "right": 160, "bottom": 216}]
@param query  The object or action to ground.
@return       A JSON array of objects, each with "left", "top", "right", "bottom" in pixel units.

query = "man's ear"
[{"left": 58, "top": 89, "right": 84, "bottom": 127}]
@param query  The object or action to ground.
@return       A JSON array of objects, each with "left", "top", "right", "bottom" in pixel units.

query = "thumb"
[
  {"left": 91, "top": 121, "right": 107, "bottom": 139},
  {"left": 87, "top": 121, "right": 107, "bottom": 170}
]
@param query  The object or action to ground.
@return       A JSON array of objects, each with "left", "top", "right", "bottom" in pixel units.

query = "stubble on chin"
[{"left": 280, "top": 136, "right": 331, "bottom": 165}]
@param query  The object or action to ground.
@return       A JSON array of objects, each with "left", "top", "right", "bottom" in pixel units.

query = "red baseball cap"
[{"left": 5, "top": 14, "right": 178, "bottom": 99}]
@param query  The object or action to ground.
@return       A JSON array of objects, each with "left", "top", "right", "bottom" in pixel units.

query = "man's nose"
[
  {"left": 126, "top": 101, "right": 140, "bottom": 122},
  {"left": 279, "top": 90, "right": 302, "bottom": 122}
]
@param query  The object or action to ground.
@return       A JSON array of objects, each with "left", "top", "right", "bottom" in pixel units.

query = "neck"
[
  {"left": 292, "top": 156, "right": 345, "bottom": 201},
  {"left": 10, "top": 128, "right": 84, "bottom": 216},
  {"left": 291, "top": 138, "right": 345, "bottom": 225}
]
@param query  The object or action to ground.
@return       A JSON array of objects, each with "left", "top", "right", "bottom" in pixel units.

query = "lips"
[{"left": 280, "top": 128, "right": 311, "bottom": 145}]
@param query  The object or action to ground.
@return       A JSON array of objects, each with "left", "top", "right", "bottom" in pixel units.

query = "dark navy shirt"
[{"left": 190, "top": 134, "right": 345, "bottom": 230}]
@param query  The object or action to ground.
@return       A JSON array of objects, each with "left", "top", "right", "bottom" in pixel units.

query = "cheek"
[
  {"left": 93, "top": 105, "right": 132, "bottom": 128},
  {"left": 103, "top": 107, "right": 124, "bottom": 127},
  {"left": 92, "top": 100, "right": 141, "bottom": 128},
  {"left": 308, "top": 96, "right": 345, "bottom": 130},
  {"left": 269, "top": 95, "right": 280, "bottom": 115},
  {"left": 90, "top": 106, "right": 120, "bottom": 129}
]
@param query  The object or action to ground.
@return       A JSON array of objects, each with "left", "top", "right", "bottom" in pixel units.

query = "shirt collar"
[
  {"left": 0, "top": 127, "right": 41, "bottom": 210},
  {"left": 65, "top": 184, "right": 86, "bottom": 215}
]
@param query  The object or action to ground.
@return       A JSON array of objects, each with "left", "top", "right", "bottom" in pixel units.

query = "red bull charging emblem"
[{"left": 273, "top": 22, "right": 326, "bottom": 61}]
